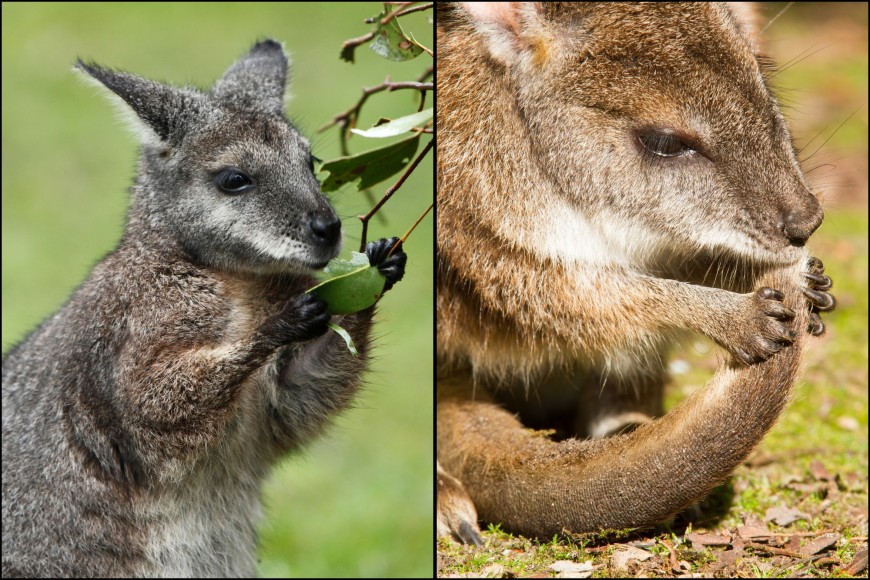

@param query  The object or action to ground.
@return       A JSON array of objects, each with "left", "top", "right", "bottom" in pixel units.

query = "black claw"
[
  {"left": 808, "top": 312, "right": 826, "bottom": 336},
  {"left": 365, "top": 237, "right": 401, "bottom": 267},
  {"left": 757, "top": 287, "right": 784, "bottom": 301},
  {"left": 457, "top": 521, "right": 483, "bottom": 547},
  {"left": 776, "top": 307, "right": 796, "bottom": 321},
  {"left": 734, "top": 348, "right": 756, "bottom": 366},
  {"left": 365, "top": 237, "right": 406, "bottom": 292},
  {"left": 803, "top": 272, "right": 832, "bottom": 291},
  {"left": 801, "top": 287, "right": 836, "bottom": 312},
  {"left": 806, "top": 256, "right": 825, "bottom": 275}
]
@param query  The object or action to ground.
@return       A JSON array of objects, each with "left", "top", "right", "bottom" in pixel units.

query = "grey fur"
[{"left": 2, "top": 39, "right": 405, "bottom": 577}]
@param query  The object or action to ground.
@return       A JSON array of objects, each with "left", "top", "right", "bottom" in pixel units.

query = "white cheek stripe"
[{"left": 501, "top": 197, "right": 769, "bottom": 268}]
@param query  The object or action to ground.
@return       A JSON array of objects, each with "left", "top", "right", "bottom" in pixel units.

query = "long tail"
[{"left": 438, "top": 258, "right": 810, "bottom": 537}]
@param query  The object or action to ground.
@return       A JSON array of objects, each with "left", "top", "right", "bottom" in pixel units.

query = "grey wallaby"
[
  {"left": 2, "top": 39, "right": 406, "bottom": 577},
  {"left": 436, "top": 3, "right": 835, "bottom": 543}
]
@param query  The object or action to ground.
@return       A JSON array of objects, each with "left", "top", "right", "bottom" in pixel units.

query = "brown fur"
[{"left": 436, "top": 2, "right": 834, "bottom": 541}]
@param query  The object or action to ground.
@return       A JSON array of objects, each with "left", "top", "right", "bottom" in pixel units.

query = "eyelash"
[{"left": 636, "top": 128, "right": 703, "bottom": 159}]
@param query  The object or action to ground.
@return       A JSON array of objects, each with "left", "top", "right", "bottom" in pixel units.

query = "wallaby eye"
[
  {"left": 214, "top": 167, "right": 255, "bottom": 194},
  {"left": 637, "top": 128, "right": 696, "bottom": 158}
]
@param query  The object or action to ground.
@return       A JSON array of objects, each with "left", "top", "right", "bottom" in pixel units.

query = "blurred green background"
[{"left": 1, "top": 3, "right": 433, "bottom": 577}]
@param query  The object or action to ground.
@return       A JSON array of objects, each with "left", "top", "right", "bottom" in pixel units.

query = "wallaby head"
[
  {"left": 76, "top": 39, "right": 341, "bottom": 274},
  {"left": 440, "top": 2, "right": 822, "bottom": 274}
]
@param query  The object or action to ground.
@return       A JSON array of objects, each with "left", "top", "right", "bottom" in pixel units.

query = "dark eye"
[
  {"left": 214, "top": 167, "right": 254, "bottom": 194},
  {"left": 637, "top": 129, "right": 696, "bottom": 158}
]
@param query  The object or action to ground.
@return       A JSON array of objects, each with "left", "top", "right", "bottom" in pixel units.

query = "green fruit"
[{"left": 307, "top": 252, "right": 387, "bottom": 315}]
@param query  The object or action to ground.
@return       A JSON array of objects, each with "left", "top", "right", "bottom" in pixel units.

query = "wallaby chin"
[
  {"left": 436, "top": 2, "right": 835, "bottom": 543},
  {"left": 2, "top": 39, "right": 408, "bottom": 577}
]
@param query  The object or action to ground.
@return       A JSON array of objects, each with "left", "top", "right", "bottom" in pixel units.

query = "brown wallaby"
[
  {"left": 2, "top": 40, "right": 406, "bottom": 577},
  {"left": 436, "top": 2, "right": 836, "bottom": 544}
]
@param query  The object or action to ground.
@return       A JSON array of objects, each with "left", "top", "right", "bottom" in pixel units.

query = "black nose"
[
  {"left": 309, "top": 213, "right": 341, "bottom": 246},
  {"left": 780, "top": 193, "right": 823, "bottom": 246}
]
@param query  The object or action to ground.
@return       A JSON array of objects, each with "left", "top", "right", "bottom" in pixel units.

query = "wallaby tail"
[{"left": 438, "top": 257, "right": 811, "bottom": 537}]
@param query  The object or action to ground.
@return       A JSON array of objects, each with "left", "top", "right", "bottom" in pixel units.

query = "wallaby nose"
[
  {"left": 780, "top": 193, "right": 823, "bottom": 246},
  {"left": 308, "top": 212, "right": 341, "bottom": 247}
]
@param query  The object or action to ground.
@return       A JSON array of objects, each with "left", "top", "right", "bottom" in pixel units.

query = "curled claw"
[
  {"left": 366, "top": 237, "right": 407, "bottom": 292},
  {"left": 803, "top": 272, "right": 832, "bottom": 291},
  {"left": 808, "top": 312, "right": 826, "bottom": 336},
  {"left": 757, "top": 286, "right": 784, "bottom": 301},
  {"left": 365, "top": 237, "right": 399, "bottom": 267},
  {"left": 801, "top": 287, "right": 836, "bottom": 312},
  {"left": 806, "top": 256, "right": 826, "bottom": 275},
  {"left": 802, "top": 256, "right": 836, "bottom": 336}
]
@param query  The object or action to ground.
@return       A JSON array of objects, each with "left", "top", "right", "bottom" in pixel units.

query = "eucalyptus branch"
[
  {"left": 343, "top": 3, "right": 433, "bottom": 60},
  {"left": 318, "top": 79, "right": 433, "bottom": 135},
  {"left": 386, "top": 2, "right": 433, "bottom": 18},
  {"left": 328, "top": 2, "right": 433, "bottom": 251},
  {"left": 358, "top": 138, "right": 433, "bottom": 251}
]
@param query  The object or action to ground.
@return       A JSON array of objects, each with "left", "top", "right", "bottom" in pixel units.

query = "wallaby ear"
[
  {"left": 725, "top": 2, "right": 763, "bottom": 54},
  {"left": 211, "top": 39, "right": 289, "bottom": 116},
  {"left": 75, "top": 60, "right": 204, "bottom": 145},
  {"left": 457, "top": 2, "right": 552, "bottom": 68}
]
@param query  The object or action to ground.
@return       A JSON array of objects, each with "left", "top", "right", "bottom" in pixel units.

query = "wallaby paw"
[
  {"left": 365, "top": 237, "right": 407, "bottom": 292},
  {"left": 437, "top": 462, "right": 483, "bottom": 546},
  {"left": 730, "top": 286, "right": 797, "bottom": 365},
  {"left": 264, "top": 293, "right": 330, "bottom": 345},
  {"left": 803, "top": 256, "right": 836, "bottom": 336}
]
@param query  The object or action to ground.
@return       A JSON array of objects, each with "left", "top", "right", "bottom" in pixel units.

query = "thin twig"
[
  {"left": 341, "top": 32, "right": 376, "bottom": 56},
  {"left": 392, "top": 2, "right": 432, "bottom": 18},
  {"left": 358, "top": 138, "right": 433, "bottom": 251},
  {"left": 745, "top": 541, "right": 807, "bottom": 558},
  {"left": 345, "top": 2, "right": 432, "bottom": 59},
  {"left": 387, "top": 201, "right": 433, "bottom": 257},
  {"left": 658, "top": 538, "right": 681, "bottom": 573},
  {"left": 318, "top": 79, "right": 433, "bottom": 134}
]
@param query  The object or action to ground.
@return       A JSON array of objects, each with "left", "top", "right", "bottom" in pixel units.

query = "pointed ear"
[
  {"left": 75, "top": 60, "right": 204, "bottom": 144},
  {"left": 457, "top": 2, "right": 552, "bottom": 67},
  {"left": 211, "top": 39, "right": 289, "bottom": 115}
]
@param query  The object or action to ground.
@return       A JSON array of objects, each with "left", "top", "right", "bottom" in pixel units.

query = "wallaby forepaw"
[
  {"left": 366, "top": 237, "right": 407, "bottom": 292},
  {"left": 264, "top": 293, "right": 330, "bottom": 345},
  {"left": 731, "top": 286, "right": 797, "bottom": 365},
  {"left": 803, "top": 257, "right": 836, "bottom": 336}
]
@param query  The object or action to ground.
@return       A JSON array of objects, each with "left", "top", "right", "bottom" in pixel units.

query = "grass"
[{"left": 1, "top": 3, "right": 433, "bottom": 577}]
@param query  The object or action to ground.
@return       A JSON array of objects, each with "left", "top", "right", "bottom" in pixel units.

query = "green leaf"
[
  {"left": 351, "top": 108, "right": 433, "bottom": 138},
  {"left": 328, "top": 322, "right": 359, "bottom": 357},
  {"left": 369, "top": 6, "right": 424, "bottom": 62},
  {"left": 320, "top": 134, "right": 420, "bottom": 192},
  {"left": 314, "top": 251, "right": 370, "bottom": 279},
  {"left": 307, "top": 252, "right": 387, "bottom": 315}
]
